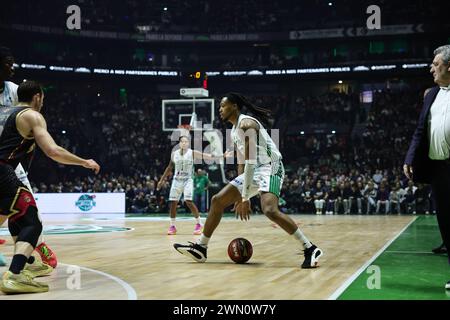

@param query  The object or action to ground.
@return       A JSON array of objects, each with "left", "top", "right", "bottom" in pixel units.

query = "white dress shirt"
[{"left": 428, "top": 84, "right": 450, "bottom": 160}]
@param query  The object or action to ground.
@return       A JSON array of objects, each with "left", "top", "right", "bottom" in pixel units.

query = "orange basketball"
[{"left": 227, "top": 238, "right": 253, "bottom": 264}]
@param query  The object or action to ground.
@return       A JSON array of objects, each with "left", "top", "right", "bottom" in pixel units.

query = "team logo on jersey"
[{"left": 75, "top": 194, "right": 96, "bottom": 212}]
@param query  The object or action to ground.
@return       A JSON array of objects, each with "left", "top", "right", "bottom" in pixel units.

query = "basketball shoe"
[
  {"left": 193, "top": 223, "right": 202, "bottom": 235},
  {"left": 167, "top": 225, "right": 177, "bottom": 235},
  {"left": 301, "top": 244, "right": 323, "bottom": 269},
  {"left": 0, "top": 270, "right": 49, "bottom": 294},
  {"left": 432, "top": 243, "right": 447, "bottom": 254},
  {"left": 24, "top": 259, "right": 54, "bottom": 278},
  {"left": 36, "top": 242, "right": 57, "bottom": 268},
  {"left": 446, "top": 281, "right": 450, "bottom": 290},
  {"left": 174, "top": 241, "right": 207, "bottom": 262}
]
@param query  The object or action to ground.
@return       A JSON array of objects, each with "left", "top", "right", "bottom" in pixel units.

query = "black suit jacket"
[{"left": 404, "top": 86, "right": 441, "bottom": 184}]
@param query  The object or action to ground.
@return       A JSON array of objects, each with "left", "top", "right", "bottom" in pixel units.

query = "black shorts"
[{"left": 0, "top": 162, "right": 34, "bottom": 218}]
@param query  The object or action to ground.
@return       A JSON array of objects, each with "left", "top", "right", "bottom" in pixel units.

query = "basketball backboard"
[{"left": 161, "top": 98, "right": 215, "bottom": 131}]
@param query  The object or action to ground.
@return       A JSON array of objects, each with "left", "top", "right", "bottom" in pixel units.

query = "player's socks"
[
  {"left": 292, "top": 228, "right": 312, "bottom": 249},
  {"left": 9, "top": 254, "right": 28, "bottom": 274},
  {"left": 197, "top": 234, "right": 210, "bottom": 247}
]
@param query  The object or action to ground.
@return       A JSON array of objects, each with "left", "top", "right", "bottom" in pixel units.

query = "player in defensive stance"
[
  {"left": 157, "top": 135, "right": 221, "bottom": 235},
  {"left": 174, "top": 93, "right": 323, "bottom": 268},
  {"left": 0, "top": 46, "right": 58, "bottom": 268},
  {"left": 0, "top": 81, "right": 100, "bottom": 294}
]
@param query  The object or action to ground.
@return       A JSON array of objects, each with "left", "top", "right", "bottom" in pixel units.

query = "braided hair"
[{"left": 225, "top": 92, "right": 273, "bottom": 128}]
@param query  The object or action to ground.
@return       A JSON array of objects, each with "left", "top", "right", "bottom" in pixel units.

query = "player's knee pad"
[
  {"left": 8, "top": 190, "right": 42, "bottom": 246},
  {"left": 11, "top": 207, "right": 42, "bottom": 248}
]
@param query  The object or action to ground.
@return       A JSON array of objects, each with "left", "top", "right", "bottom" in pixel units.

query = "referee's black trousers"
[{"left": 430, "top": 160, "right": 450, "bottom": 263}]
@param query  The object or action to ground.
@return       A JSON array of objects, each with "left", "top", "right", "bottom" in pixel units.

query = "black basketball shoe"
[
  {"left": 432, "top": 243, "right": 447, "bottom": 254},
  {"left": 446, "top": 281, "right": 450, "bottom": 290},
  {"left": 174, "top": 242, "right": 207, "bottom": 263},
  {"left": 301, "top": 244, "right": 323, "bottom": 269}
]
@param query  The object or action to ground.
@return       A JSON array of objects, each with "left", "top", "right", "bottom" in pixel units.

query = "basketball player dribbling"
[
  {"left": 174, "top": 93, "right": 323, "bottom": 268},
  {"left": 157, "top": 135, "right": 222, "bottom": 235},
  {"left": 0, "top": 46, "right": 58, "bottom": 268}
]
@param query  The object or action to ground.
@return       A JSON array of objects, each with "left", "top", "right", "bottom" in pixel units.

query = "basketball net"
[
  {"left": 189, "top": 111, "right": 198, "bottom": 129},
  {"left": 177, "top": 124, "right": 192, "bottom": 131},
  {"left": 177, "top": 124, "right": 192, "bottom": 138},
  {"left": 177, "top": 111, "right": 197, "bottom": 132}
]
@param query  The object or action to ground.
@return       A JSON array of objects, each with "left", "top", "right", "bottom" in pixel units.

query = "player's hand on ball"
[
  {"left": 83, "top": 159, "right": 100, "bottom": 174},
  {"left": 235, "top": 200, "right": 251, "bottom": 221}
]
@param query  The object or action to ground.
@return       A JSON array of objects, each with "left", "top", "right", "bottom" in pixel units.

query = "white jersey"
[
  {"left": 231, "top": 114, "right": 282, "bottom": 167},
  {"left": 0, "top": 81, "right": 18, "bottom": 107},
  {"left": 0, "top": 83, "right": 36, "bottom": 200},
  {"left": 172, "top": 148, "right": 194, "bottom": 180}
]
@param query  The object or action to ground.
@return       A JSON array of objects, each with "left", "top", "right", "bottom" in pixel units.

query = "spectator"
[
  {"left": 193, "top": 169, "right": 210, "bottom": 213},
  {"left": 312, "top": 181, "right": 327, "bottom": 215},
  {"left": 376, "top": 185, "right": 390, "bottom": 214}
]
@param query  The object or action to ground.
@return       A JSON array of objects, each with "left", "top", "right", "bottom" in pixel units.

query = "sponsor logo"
[{"left": 75, "top": 194, "right": 96, "bottom": 212}]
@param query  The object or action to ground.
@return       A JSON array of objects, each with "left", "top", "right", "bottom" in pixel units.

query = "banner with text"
[{"left": 34, "top": 193, "right": 125, "bottom": 214}]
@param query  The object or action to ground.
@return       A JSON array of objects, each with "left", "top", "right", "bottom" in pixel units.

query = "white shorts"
[
  {"left": 169, "top": 178, "right": 194, "bottom": 201},
  {"left": 230, "top": 161, "right": 284, "bottom": 198},
  {"left": 15, "top": 163, "right": 42, "bottom": 223}
]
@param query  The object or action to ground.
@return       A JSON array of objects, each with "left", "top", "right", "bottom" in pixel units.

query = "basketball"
[{"left": 228, "top": 238, "right": 253, "bottom": 264}]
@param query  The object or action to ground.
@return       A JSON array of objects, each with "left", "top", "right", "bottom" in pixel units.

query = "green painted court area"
[{"left": 339, "top": 216, "right": 450, "bottom": 300}]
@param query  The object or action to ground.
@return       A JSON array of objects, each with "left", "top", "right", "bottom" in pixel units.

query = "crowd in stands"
[
  {"left": 3, "top": 0, "right": 441, "bottom": 33},
  {"left": 3, "top": 1, "right": 438, "bottom": 73},
  {"left": 25, "top": 83, "right": 434, "bottom": 215},
  {"left": 278, "top": 168, "right": 433, "bottom": 216},
  {"left": 4, "top": 33, "right": 424, "bottom": 73}
]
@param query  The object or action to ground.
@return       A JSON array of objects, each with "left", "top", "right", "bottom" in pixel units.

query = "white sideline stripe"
[
  {"left": 384, "top": 250, "right": 434, "bottom": 255},
  {"left": 60, "top": 263, "right": 137, "bottom": 300},
  {"left": 327, "top": 216, "right": 417, "bottom": 300}
]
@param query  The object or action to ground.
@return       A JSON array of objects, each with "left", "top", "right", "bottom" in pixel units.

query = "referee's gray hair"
[{"left": 434, "top": 45, "right": 450, "bottom": 64}]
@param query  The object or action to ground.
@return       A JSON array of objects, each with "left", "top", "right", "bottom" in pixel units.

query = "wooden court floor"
[{"left": 0, "top": 214, "right": 414, "bottom": 300}]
